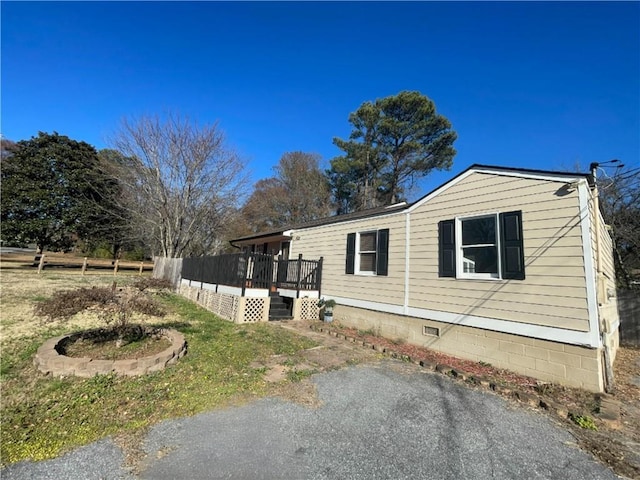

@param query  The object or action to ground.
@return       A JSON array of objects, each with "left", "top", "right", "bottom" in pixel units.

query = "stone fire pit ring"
[{"left": 34, "top": 328, "right": 187, "bottom": 377}]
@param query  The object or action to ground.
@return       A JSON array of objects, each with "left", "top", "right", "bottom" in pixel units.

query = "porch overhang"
[{"left": 231, "top": 230, "right": 293, "bottom": 247}]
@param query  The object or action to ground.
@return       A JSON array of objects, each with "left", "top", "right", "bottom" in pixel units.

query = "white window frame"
[
  {"left": 355, "top": 231, "right": 377, "bottom": 276},
  {"left": 455, "top": 213, "right": 501, "bottom": 280}
]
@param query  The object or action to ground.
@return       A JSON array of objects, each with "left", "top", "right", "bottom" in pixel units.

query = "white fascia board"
[
  {"left": 278, "top": 289, "right": 319, "bottom": 299},
  {"left": 244, "top": 288, "right": 270, "bottom": 298},
  {"left": 215, "top": 284, "right": 242, "bottom": 296},
  {"left": 185, "top": 282, "right": 268, "bottom": 298},
  {"left": 468, "top": 166, "right": 586, "bottom": 183},
  {"left": 578, "top": 182, "right": 602, "bottom": 347},
  {"left": 331, "top": 295, "right": 598, "bottom": 348}
]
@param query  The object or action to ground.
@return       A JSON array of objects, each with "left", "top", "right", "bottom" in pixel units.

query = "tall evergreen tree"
[
  {"left": 1, "top": 132, "right": 120, "bottom": 252},
  {"left": 329, "top": 91, "right": 457, "bottom": 212}
]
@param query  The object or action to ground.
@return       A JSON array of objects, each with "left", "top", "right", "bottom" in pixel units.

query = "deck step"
[{"left": 268, "top": 294, "right": 292, "bottom": 321}]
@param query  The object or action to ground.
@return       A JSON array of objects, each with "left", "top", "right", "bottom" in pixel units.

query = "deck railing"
[{"left": 181, "top": 252, "right": 322, "bottom": 297}]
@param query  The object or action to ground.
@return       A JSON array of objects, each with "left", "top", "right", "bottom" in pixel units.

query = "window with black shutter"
[
  {"left": 438, "top": 220, "right": 456, "bottom": 277},
  {"left": 345, "top": 233, "right": 356, "bottom": 274},
  {"left": 499, "top": 211, "right": 525, "bottom": 280},
  {"left": 345, "top": 229, "right": 389, "bottom": 276},
  {"left": 438, "top": 211, "right": 524, "bottom": 280},
  {"left": 376, "top": 229, "right": 389, "bottom": 276},
  {"left": 359, "top": 232, "right": 377, "bottom": 273}
]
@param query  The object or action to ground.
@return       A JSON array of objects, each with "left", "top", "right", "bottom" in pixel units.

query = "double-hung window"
[
  {"left": 345, "top": 229, "right": 389, "bottom": 276},
  {"left": 357, "top": 232, "right": 377, "bottom": 273},
  {"left": 459, "top": 214, "right": 499, "bottom": 279},
  {"left": 439, "top": 211, "right": 525, "bottom": 280}
]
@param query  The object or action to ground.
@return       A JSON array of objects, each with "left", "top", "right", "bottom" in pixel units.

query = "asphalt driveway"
[{"left": 3, "top": 360, "right": 617, "bottom": 480}]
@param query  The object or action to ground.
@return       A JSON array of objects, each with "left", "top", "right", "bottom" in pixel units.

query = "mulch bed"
[
  {"left": 61, "top": 326, "right": 171, "bottom": 361},
  {"left": 320, "top": 324, "right": 602, "bottom": 413}
]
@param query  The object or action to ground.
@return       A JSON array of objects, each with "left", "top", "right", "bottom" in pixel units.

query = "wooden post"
[
  {"left": 317, "top": 256, "right": 323, "bottom": 299},
  {"left": 113, "top": 259, "right": 119, "bottom": 276},
  {"left": 241, "top": 251, "right": 250, "bottom": 297},
  {"left": 295, "top": 253, "right": 303, "bottom": 299},
  {"left": 82, "top": 257, "right": 88, "bottom": 275},
  {"left": 37, "top": 254, "right": 46, "bottom": 274},
  {"left": 139, "top": 261, "right": 144, "bottom": 275}
]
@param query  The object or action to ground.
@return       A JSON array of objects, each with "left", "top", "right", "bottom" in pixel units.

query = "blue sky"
[{"left": 2, "top": 1, "right": 639, "bottom": 198}]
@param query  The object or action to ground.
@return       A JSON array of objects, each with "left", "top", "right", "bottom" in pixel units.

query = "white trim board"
[
  {"left": 577, "top": 182, "right": 602, "bottom": 348},
  {"left": 190, "top": 283, "right": 269, "bottom": 298},
  {"left": 278, "top": 288, "right": 319, "bottom": 299},
  {"left": 329, "top": 295, "right": 599, "bottom": 348}
]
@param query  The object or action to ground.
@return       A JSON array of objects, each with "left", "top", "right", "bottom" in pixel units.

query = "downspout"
[{"left": 590, "top": 163, "right": 615, "bottom": 393}]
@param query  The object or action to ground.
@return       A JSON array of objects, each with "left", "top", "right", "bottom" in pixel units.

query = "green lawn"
[{"left": 0, "top": 271, "right": 316, "bottom": 465}]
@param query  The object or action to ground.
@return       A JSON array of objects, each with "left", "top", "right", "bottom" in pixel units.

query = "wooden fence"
[
  {"left": 152, "top": 257, "right": 183, "bottom": 287},
  {"left": 17, "top": 253, "right": 152, "bottom": 275},
  {"left": 619, "top": 289, "right": 640, "bottom": 346}
]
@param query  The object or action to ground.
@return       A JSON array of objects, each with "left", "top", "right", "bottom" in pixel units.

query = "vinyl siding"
[
  {"left": 290, "top": 213, "right": 406, "bottom": 305},
  {"left": 408, "top": 172, "right": 591, "bottom": 332},
  {"left": 290, "top": 171, "right": 593, "bottom": 334},
  {"left": 593, "top": 198, "right": 620, "bottom": 356}
]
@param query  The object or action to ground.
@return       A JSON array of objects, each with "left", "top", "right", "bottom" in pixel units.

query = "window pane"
[
  {"left": 360, "top": 253, "right": 376, "bottom": 272},
  {"left": 360, "top": 232, "right": 377, "bottom": 252},
  {"left": 462, "top": 246, "right": 498, "bottom": 274},
  {"left": 462, "top": 217, "right": 495, "bottom": 245}
]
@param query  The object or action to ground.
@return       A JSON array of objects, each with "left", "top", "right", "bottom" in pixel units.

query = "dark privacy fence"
[
  {"left": 182, "top": 252, "right": 322, "bottom": 297},
  {"left": 619, "top": 289, "right": 640, "bottom": 346}
]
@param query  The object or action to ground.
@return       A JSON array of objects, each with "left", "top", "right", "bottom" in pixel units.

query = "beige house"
[{"left": 232, "top": 165, "right": 620, "bottom": 392}]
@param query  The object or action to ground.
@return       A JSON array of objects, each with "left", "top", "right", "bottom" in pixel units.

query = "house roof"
[
  {"left": 230, "top": 202, "right": 409, "bottom": 244},
  {"left": 230, "top": 164, "right": 592, "bottom": 243}
]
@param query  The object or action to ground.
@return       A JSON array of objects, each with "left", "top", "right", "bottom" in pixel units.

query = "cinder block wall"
[{"left": 336, "top": 305, "right": 604, "bottom": 392}]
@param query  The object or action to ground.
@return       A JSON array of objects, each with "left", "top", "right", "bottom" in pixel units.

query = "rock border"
[
  {"left": 34, "top": 328, "right": 187, "bottom": 377},
  {"left": 308, "top": 323, "right": 621, "bottom": 427}
]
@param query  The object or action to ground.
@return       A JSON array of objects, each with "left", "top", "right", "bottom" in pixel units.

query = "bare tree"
[
  {"left": 110, "top": 113, "right": 248, "bottom": 258},
  {"left": 598, "top": 166, "right": 640, "bottom": 287},
  {"left": 241, "top": 152, "right": 333, "bottom": 232}
]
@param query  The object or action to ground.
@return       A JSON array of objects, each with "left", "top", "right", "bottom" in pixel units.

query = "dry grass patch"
[{"left": 0, "top": 270, "right": 318, "bottom": 465}]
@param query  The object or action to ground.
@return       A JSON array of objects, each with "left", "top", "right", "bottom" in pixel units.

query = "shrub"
[
  {"left": 34, "top": 287, "right": 116, "bottom": 321},
  {"left": 121, "top": 247, "right": 146, "bottom": 261},
  {"left": 132, "top": 277, "right": 173, "bottom": 292},
  {"left": 34, "top": 283, "right": 165, "bottom": 335}
]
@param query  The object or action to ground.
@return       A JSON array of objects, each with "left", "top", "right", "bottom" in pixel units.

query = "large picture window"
[
  {"left": 439, "top": 211, "right": 525, "bottom": 280},
  {"left": 346, "top": 229, "right": 389, "bottom": 276}
]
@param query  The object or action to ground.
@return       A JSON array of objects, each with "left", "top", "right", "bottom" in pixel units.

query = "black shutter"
[
  {"left": 438, "top": 220, "right": 456, "bottom": 277},
  {"left": 345, "top": 233, "right": 356, "bottom": 274},
  {"left": 376, "top": 229, "right": 389, "bottom": 276},
  {"left": 500, "top": 211, "right": 525, "bottom": 280}
]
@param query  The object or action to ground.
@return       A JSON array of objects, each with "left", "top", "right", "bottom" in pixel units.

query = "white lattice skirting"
[
  {"left": 179, "top": 285, "right": 269, "bottom": 323},
  {"left": 295, "top": 297, "right": 320, "bottom": 321}
]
